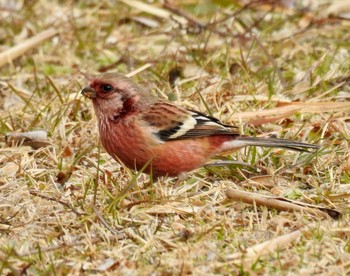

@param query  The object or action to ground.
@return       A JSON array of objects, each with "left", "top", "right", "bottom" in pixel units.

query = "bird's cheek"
[
  {"left": 91, "top": 98, "right": 101, "bottom": 109},
  {"left": 92, "top": 99, "right": 111, "bottom": 117}
]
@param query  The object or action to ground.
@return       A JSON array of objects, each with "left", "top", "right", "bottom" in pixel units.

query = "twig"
[
  {"left": 29, "top": 190, "right": 86, "bottom": 216},
  {"left": 18, "top": 237, "right": 100, "bottom": 257},
  {"left": 226, "top": 188, "right": 341, "bottom": 219},
  {"left": 253, "top": 35, "right": 287, "bottom": 89},
  {"left": 18, "top": 233, "right": 126, "bottom": 258},
  {"left": 163, "top": 1, "right": 206, "bottom": 29},
  {"left": 92, "top": 205, "right": 123, "bottom": 235},
  {"left": 163, "top": 1, "right": 227, "bottom": 37},
  {"left": 207, "top": 0, "right": 263, "bottom": 27}
]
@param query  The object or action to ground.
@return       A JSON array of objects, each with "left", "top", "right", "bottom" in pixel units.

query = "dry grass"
[{"left": 1, "top": 0, "right": 350, "bottom": 274}]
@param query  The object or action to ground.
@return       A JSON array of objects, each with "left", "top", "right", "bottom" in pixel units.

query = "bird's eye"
[{"left": 101, "top": 84, "right": 113, "bottom": 93}]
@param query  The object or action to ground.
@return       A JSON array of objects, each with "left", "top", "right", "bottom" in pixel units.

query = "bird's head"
[{"left": 81, "top": 73, "right": 147, "bottom": 121}]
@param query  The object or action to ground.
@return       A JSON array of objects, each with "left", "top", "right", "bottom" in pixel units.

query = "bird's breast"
[{"left": 98, "top": 119, "right": 156, "bottom": 170}]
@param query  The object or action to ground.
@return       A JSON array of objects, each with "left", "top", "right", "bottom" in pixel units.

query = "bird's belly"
[
  {"left": 149, "top": 139, "right": 215, "bottom": 176},
  {"left": 99, "top": 121, "right": 232, "bottom": 176}
]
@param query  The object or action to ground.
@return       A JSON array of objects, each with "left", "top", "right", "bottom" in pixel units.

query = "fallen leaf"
[{"left": 5, "top": 130, "right": 50, "bottom": 149}]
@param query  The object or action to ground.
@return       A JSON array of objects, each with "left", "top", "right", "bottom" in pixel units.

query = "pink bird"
[{"left": 81, "top": 73, "right": 318, "bottom": 177}]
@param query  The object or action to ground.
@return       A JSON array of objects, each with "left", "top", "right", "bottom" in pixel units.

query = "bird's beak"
[{"left": 81, "top": 86, "right": 97, "bottom": 99}]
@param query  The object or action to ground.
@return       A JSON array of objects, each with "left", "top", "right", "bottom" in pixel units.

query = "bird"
[{"left": 81, "top": 73, "right": 319, "bottom": 177}]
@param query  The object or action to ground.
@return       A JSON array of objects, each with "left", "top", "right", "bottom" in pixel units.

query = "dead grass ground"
[{"left": 1, "top": 0, "right": 350, "bottom": 275}]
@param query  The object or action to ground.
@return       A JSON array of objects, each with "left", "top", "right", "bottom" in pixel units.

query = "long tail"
[{"left": 236, "top": 136, "right": 320, "bottom": 152}]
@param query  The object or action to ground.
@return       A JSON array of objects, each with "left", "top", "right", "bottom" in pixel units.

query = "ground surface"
[{"left": 1, "top": 0, "right": 350, "bottom": 275}]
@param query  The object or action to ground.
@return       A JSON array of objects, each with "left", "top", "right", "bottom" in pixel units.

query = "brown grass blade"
[
  {"left": 120, "top": 0, "right": 185, "bottom": 24},
  {"left": 226, "top": 229, "right": 302, "bottom": 261},
  {"left": 0, "top": 28, "right": 58, "bottom": 68},
  {"left": 230, "top": 101, "right": 350, "bottom": 125}
]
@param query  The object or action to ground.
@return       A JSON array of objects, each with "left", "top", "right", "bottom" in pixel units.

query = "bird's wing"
[{"left": 141, "top": 101, "right": 238, "bottom": 141}]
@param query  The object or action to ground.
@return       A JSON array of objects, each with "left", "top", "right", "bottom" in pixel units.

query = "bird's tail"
[{"left": 236, "top": 136, "right": 320, "bottom": 152}]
